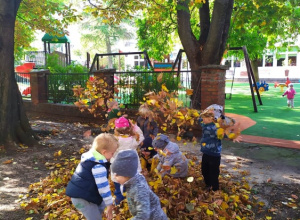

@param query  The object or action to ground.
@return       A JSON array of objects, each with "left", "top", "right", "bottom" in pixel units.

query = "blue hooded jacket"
[{"left": 199, "top": 119, "right": 222, "bottom": 157}]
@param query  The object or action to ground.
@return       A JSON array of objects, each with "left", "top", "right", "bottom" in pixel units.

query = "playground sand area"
[{"left": 0, "top": 112, "right": 299, "bottom": 219}]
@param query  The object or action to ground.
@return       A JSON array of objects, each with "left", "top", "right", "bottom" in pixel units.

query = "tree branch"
[
  {"left": 177, "top": 0, "right": 199, "bottom": 59},
  {"left": 199, "top": 1, "right": 210, "bottom": 45},
  {"left": 202, "top": 0, "right": 233, "bottom": 64}
]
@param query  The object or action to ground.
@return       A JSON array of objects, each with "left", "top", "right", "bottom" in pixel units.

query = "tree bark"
[
  {"left": 0, "top": 0, "right": 38, "bottom": 148},
  {"left": 105, "top": 35, "right": 113, "bottom": 68},
  {"left": 251, "top": 59, "right": 260, "bottom": 82},
  {"left": 177, "top": 0, "right": 233, "bottom": 109}
]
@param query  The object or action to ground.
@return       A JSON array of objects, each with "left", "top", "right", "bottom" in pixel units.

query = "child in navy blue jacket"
[
  {"left": 199, "top": 108, "right": 241, "bottom": 191},
  {"left": 66, "top": 133, "right": 119, "bottom": 220}
]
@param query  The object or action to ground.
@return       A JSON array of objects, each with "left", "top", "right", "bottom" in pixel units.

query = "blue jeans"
[
  {"left": 71, "top": 198, "right": 106, "bottom": 220},
  {"left": 113, "top": 182, "right": 125, "bottom": 204}
]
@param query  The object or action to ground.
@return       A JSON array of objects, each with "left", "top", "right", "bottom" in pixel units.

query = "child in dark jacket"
[
  {"left": 199, "top": 108, "right": 241, "bottom": 191},
  {"left": 136, "top": 104, "right": 158, "bottom": 139},
  {"left": 137, "top": 104, "right": 158, "bottom": 171},
  {"left": 111, "top": 150, "right": 168, "bottom": 220},
  {"left": 66, "top": 133, "right": 119, "bottom": 220}
]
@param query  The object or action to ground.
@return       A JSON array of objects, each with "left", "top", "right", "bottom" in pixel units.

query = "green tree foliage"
[
  {"left": 79, "top": 14, "right": 134, "bottom": 68},
  {"left": 226, "top": 0, "right": 300, "bottom": 80},
  {"left": 135, "top": 2, "right": 177, "bottom": 61},
  {"left": 15, "top": 0, "right": 79, "bottom": 62}
]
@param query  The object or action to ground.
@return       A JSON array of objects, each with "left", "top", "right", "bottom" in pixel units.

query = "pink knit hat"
[{"left": 115, "top": 117, "right": 130, "bottom": 128}]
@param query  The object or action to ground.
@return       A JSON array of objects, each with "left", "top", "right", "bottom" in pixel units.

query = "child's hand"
[
  {"left": 233, "top": 135, "right": 242, "bottom": 143},
  {"left": 105, "top": 205, "right": 114, "bottom": 220},
  {"left": 150, "top": 134, "right": 155, "bottom": 139},
  {"left": 122, "top": 114, "right": 128, "bottom": 118}
]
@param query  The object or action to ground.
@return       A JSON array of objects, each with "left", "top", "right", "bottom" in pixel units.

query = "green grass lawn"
[{"left": 225, "top": 82, "right": 300, "bottom": 141}]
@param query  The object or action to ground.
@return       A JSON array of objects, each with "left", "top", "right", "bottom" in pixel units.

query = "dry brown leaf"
[
  {"left": 2, "top": 160, "right": 13, "bottom": 164},
  {"left": 291, "top": 194, "right": 298, "bottom": 199},
  {"left": 157, "top": 73, "right": 163, "bottom": 83}
]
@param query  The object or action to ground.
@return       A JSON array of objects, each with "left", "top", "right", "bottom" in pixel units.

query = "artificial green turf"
[{"left": 225, "top": 82, "right": 300, "bottom": 141}]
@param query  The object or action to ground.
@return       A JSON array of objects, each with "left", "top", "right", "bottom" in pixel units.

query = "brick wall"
[{"left": 200, "top": 65, "right": 227, "bottom": 110}]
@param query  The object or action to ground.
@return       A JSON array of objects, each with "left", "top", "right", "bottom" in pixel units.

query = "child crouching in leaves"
[
  {"left": 66, "top": 133, "right": 119, "bottom": 220},
  {"left": 110, "top": 116, "right": 144, "bottom": 205},
  {"left": 111, "top": 150, "right": 168, "bottom": 220},
  {"left": 152, "top": 134, "right": 188, "bottom": 178},
  {"left": 199, "top": 108, "right": 241, "bottom": 192}
]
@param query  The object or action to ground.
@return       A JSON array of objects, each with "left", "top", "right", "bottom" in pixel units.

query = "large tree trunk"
[
  {"left": 0, "top": 0, "right": 38, "bottom": 148},
  {"left": 251, "top": 59, "right": 260, "bottom": 82},
  {"left": 177, "top": 0, "right": 233, "bottom": 109}
]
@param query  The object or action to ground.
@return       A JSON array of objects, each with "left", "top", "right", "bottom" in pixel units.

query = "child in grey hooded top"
[
  {"left": 152, "top": 134, "right": 188, "bottom": 178},
  {"left": 111, "top": 150, "right": 167, "bottom": 220}
]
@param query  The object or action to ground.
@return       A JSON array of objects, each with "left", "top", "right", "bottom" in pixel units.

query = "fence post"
[
  {"left": 30, "top": 69, "right": 49, "bottom": 104},
  {"left": 92, "top": 68, "right": 116, "bottom": 99},
  {"left": 199, "top": 65, "right": 228, "bottom": 111}
]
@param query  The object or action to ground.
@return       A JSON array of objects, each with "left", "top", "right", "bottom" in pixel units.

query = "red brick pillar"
[
  {"left": 30, "top": 69, "right": 49, "bottom": 104},
  {"left": 200, "top": 65, "right": 228, "bottom": 111},
  {"left": 92, "top": 68, "right": 115, "bottom": 98}
]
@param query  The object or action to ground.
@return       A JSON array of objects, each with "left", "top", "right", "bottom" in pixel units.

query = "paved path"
[{"left": 225, "top": 113, "right": 300, "bottom": 149}]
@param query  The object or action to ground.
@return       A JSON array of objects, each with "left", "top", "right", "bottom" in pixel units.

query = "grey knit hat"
[
  {"left": 111, "top": 150, "right": 138, "bottom": 178},
  {"left": 152, "top": 134, "right": 169, "bottom": 149}
]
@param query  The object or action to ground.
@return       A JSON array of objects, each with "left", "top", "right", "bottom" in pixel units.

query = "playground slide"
[{"left": 15, "top": 62, "right": 35, "bottom": 96}]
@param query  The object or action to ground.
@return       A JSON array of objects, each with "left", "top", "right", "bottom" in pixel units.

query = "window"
[
  {"left": 265, "top": 55, "right": 273, "bottom": 67},
  {"left": 288, "top": 55, "right": 297, "bottom": 66},
  {"left": 234, "top": 60, "right": 241, "bottom": 67},
  {"left": 140, "top": 61, "right": 145, "bottom": 67},
  {"left": 134, "top": 55, "right": 139, "bottom": 59},
  {"left": 134, "top": 61, "right": 139, "bottom": 66},
  {"left": 225, "top": 60, "right": 232, "bottom": 67}
]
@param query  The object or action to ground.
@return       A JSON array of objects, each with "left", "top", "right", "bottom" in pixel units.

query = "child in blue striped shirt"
[{"left": 66, "top": 133, "right": 119, "bottom": 220}]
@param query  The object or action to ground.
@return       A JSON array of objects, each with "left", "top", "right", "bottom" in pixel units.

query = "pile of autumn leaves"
[
  {"left": 20, "top": 74, "right": 261, "bottom": 219},
  {"left": 20, "top": 147, "right": 262, "bottom": 220},
  {"left": 72, "top": 73, "right": 200, "bottom": 140}
]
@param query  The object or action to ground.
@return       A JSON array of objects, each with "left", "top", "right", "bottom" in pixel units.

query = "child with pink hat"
[{"left": 110, "top": 117, "right": 144, "bottom": 204}]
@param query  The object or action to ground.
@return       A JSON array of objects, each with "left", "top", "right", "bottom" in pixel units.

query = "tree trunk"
[
  {"left": 0, "top": 0, "right": 38, "bottom": 148},
  {"left": 105, "top": 36, "right": 113, "bottom": 68},
  {"left": 251, "top": 59, "right": 260, "bottom": 82},
  {"left": 177, "top": 0, "right": 233, "bottom": 109}
]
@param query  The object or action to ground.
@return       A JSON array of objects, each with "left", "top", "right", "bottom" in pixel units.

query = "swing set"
[
  {"left": 171, "top": 46, "right": 263, "bottom": 112},
  {"left": 226, "top": 46, "right": 263, "bottom": 112}
]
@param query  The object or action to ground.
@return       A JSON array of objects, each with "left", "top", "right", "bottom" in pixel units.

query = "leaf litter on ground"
[{"left": 19, "top": 147, "right": 267, "bottom": 220}]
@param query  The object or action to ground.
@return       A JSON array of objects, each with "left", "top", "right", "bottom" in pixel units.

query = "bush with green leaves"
[{"left": 46, "top": 53, "right": 89, "bottom": 104}]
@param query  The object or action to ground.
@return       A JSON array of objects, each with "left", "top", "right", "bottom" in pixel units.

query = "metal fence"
[
  {"left": 16, "top": 70, "right": 192, "bottom": 108},
  {"left": 47, "top": 73, "right": 89, "bottom": 104},
  {"left": 115, "top": 70, "right": 192, "bottom": 108}
]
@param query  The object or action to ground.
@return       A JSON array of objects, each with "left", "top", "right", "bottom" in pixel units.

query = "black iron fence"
[
  {"left": 115, "top": 70, "right": 192, "bottom": 108},
  {"left": 16, "top": 70, "right": 192, "bottom": 108}
]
